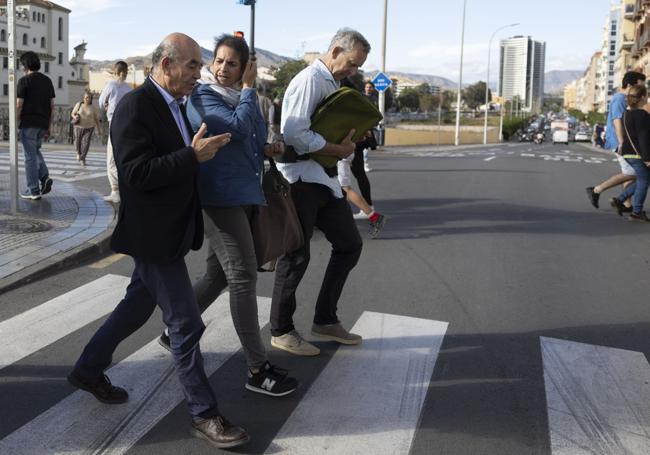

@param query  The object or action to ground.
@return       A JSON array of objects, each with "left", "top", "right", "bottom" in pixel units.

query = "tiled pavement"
[{"left": 0, "top": 172, "right": 115, "bottom": 293}]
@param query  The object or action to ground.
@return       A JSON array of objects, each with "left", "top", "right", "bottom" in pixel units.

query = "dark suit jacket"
[{"left": 109, "top": 78, "right": 203, "bottom": 264}]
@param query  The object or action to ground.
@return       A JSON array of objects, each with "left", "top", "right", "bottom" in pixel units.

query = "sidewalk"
[{"left": 0, "top": 170, "right": 115, "bottom": 294}]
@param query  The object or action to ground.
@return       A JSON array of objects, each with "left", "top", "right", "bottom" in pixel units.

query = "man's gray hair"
[
  {"left": 151, "top": 40, "right": 179, "bottom": 68},
  {"left": 328, "top": 28, "right": 371, "bottom": 54}
]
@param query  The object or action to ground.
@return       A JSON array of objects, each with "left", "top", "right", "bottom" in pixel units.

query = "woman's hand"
[
  {"left": 264, "top": 141, "right": 284, "bottom": 157},
  {"left": 644, "top": 161, "right": 650, "bottom": 168},
  {"left": 242, "top": 57, "right": 258, "bottom": 89}
]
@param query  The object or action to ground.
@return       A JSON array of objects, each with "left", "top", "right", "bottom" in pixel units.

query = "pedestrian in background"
[
  {"left": 16, "top": 51, "right": 54, "bottom": 201},
  {"left": 67, "top": 33, "right": 249, "bottom": 449},
  {"left": 71, "top": 90, "right": 102, "bottom": 166},
  {"left": 610, "top": 84, "right": 650, "bottom": 222},
  {"left": 586, "top": 71, "right": 645, "bottom": 209},
  {"left": 268, "top": 97, "right": 282, "bottom": 142},
  {"left": 165, "top": 33, "right": 298, "bottom": 398},
  {"left": 271, "top": 28, "right": 370, "bottom": 356},
  {"left": 99, "top": 60, "right": 132, "bottom": 204}
]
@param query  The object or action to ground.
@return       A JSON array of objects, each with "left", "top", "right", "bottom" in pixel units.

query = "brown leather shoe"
[
  {"left": 190, "top": 415, "right": 250, "bottom": 449},
  {"left": 67, "top": 371, "right": 128, "bottom": 404}
]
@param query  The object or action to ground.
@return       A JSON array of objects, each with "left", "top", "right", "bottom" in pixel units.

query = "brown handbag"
[{"left": 252, "top": 158, "right": 304, "bottom": 267}]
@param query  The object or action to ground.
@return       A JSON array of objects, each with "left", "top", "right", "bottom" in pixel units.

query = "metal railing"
[{"left": 0, "top": 105, "right": 108, "bottom": 146}]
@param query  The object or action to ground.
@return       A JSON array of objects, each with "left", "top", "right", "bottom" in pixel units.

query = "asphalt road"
[{"left": 2, "top": 139, "right": 650, "bottom": 455}]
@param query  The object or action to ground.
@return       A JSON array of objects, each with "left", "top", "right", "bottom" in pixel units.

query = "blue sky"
[{"left": 59, "top": 0, "right": 614, "bottom": 82}]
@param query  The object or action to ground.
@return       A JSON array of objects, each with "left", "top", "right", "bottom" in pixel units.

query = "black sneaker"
[
  {"left": 629, "top": 211, "right": 650, "bottom": 222},
  {"left": 622, "top": 205, "right": 633, "bottom": 213},
  {"left": 610, "top": 197, "right": 625, "bottom": 216},
  {"left": 369, "top": 213, "right": 386, "bottom": 238},
  {"left": 19, "top": 190, "right": 41, "bottom": 200},
  {"left": 67, "top": 370, "right": 128, "bottom": 404},
  {"left": 158, "top": 331, "right": 171, "bottom": 352},
  {"left": 245, "top": 361, "right": 298, "bottom": 397},
  {"left": 585, "top": 187, "right": 599, "bottom": 208},
  {"left": 40, "top": 177, "right": 53, "bottom": 195}
]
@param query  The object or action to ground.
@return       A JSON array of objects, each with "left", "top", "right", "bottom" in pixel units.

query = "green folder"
[{"left": 309, "top": 87, "right": 383, "bottom": 169}]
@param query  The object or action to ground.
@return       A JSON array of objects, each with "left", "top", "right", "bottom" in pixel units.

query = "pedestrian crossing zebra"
[
  {"left": 0, "top": 149, "right": 107, "bottom": 182},
  {"left": 2, "top": 275, "right": 650, "bottom": 454}
]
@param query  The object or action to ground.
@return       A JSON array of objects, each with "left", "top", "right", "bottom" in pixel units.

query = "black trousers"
[
  {"left": 270, "top": 181, "right": 363, "bottom": 336},
  {"left": 74, "top": 258, "right": 219, "bottom": 418},
  {"left": 351, "top": 143, "right": 372, "bottom": 205}
]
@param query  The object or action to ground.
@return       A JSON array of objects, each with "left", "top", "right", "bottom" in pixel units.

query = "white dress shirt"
[{"left": 278, "top": 59, "right": 343, "bottom": 198}]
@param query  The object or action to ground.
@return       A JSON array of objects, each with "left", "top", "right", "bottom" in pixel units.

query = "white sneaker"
[
  {"left": 103, "top": 191, "right": 120, "bottom": 204},
  {"left": 353, "top": 211, "right": 368, "bottom": 220},
  {"left": 271, "top": 330, "right": 320, "bottom": 356},
  {"left": 364, "top": 163, "right": 372, "bottom": 172}
]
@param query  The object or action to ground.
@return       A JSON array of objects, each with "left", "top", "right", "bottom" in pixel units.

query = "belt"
[
  {"left": 276, "top": 146, "right": 339, "bottom": 178},
  {"left": 622, "top": 154, "right": 642, "bottom": 159}
]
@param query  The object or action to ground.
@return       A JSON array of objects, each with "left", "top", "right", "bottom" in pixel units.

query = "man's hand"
[
  {"left": 337, "top": 128, "right": 356, "bottom": 159},
  {"left": 191, "top": 123, "right": 231, "bottom": 163},
  {"left": 264, "top": 141, "right": 284, "bottom": 157}
]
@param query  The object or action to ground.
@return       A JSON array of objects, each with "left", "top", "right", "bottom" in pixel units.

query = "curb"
[{"left": 0, "top": 226, "right": 114, "bottom": 294}]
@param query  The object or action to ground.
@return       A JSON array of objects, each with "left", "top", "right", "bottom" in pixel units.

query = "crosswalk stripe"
[
  {"left": 0, "top": 274, "right": 130, "bottom": 370},
  {"left": 0, "top": 292, "right": 271, "bottom": 455},
  {"left": 0, "top": 150, "right": 107, "bottom": 182},
  {"left": 266, "top": 311, "right": 448, "bottom": 455},
  {"left": 541, "top": 337, "right": 650, "bottom": 454}
]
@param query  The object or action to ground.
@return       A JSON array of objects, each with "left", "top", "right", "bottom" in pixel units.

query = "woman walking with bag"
[
  {"left": 610, "top": 84, "right": 650, "bottom": 221},
  {"left": 70, "top": 91, "right": 101, "bottom": 166},
  {"left": 158, "top": 34, "right": 297, "bottom": 397}
]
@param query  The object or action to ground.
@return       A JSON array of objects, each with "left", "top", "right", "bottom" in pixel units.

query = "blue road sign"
[{"left": 371, "top": 72, "right": 391, "bottom": 92}]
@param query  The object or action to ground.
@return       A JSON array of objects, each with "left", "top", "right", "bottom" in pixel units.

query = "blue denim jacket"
[{"left": 187, "top": 85, "right": 266, "bottom": 207}]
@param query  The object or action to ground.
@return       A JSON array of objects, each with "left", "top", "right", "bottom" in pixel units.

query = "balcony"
[
  {"left": 633, "top": 28, "right": 650, "bottom": 57},
  {"left": 626, "top": 2, "right": 636, "bottom": 18},
  {"left": 622, "top": 33, "right": 635, "bottom": 49}
]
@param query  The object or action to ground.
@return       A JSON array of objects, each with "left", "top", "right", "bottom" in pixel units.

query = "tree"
[
  {"left": 397, "top": 87, "right": 420, "bottom": 111},
  {"left": 463, "top": 81, "right": 491, "bottom": 110},
  {"left": 567, "top": 108, "right": 586, "bottom": 122},
  {"left": 271, "top": 59, "right": 308, "bottom": 99}
]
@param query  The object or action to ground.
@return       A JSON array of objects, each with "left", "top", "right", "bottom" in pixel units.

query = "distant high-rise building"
[{"left": 498, "top": 35, "right": 546, "bottom": 113}]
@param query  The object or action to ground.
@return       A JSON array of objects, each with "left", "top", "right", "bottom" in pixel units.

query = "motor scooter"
[{"left": 534, "top": 131, "right": 544, "bottom": 144}]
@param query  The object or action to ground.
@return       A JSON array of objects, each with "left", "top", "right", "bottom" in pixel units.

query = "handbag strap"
[{"left": 622, "top": 111, "right": 642, "bottom": 158}]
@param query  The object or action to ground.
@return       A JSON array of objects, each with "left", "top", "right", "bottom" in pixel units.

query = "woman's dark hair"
[
  {"left": 113, "top": 60, "right": 128, "bottom": 76},
  {"left": 20, "top": 51, "right": 40, "bottom": 71},
  {"left": 622, "top": 71, "right": 646, "bottom": 89},
  {"left": 82, "top": 90, "right": 94, "bottom": 103},
  {"left": 627, "top": 83, "right": 647, "bottom": 108},
  {"left": 213, "top": 34, "right": 249, "bottom": 68}
]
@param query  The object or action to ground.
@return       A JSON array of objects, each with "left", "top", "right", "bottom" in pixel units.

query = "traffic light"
[
  {"left": 237, "top": 0, "right": 255, "bottom": 4},
  {"left": 234, "top": 31, "right": 245, "bottom": 39}
]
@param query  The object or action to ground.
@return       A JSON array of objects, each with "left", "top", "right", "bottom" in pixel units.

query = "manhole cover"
[{"left": 0, "top": 219, "right": 53, "bottom": 234}]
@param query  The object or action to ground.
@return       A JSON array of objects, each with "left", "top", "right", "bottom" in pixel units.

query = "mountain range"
[{"left": 87, "top": 48, "right": 580, "bottom": 95}]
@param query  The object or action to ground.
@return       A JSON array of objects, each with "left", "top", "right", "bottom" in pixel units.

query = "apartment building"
[{"left": 498, "top": 35, "right": 546, "bottom": 113}]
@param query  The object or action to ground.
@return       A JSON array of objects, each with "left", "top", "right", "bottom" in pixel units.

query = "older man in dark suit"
[{"left": 67, "top": 33, "right": 250, "bottom": 450}]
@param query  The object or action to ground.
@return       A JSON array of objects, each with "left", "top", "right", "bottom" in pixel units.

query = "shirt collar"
[
  {"left": 314, "top": 59, "right": 337, "bottom": 85},
  {"left": 149, "top": 76, "right": 186, "bottom": 106}
]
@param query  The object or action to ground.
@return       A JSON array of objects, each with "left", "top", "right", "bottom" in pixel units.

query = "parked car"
[{"left": 574, "top": 128, "right": 591, "bottom": 142}]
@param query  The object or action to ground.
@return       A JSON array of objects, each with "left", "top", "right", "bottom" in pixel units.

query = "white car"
[{"left": 574, "top": 130, "right": 591, "bottom": 142}]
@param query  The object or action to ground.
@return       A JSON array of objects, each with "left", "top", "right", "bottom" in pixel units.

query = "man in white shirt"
[
  {"left": 99, "top": 61, "right": 132, "bottom": 203},
  {"left": 270, "top": 28, "right": 370, "bottom": 356}
]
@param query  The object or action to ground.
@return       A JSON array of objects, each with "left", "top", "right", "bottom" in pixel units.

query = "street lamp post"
[
  {"left": 454, "top": 0, "right": 467, "bottom": 146},
  {"left": 377, "top": 0, "right": 388, "bottom": 145},
  {"left": 8, "top": 0, "right": 18, "bottom": 214},
  {"left": 483, "top": 23, "right": 518, "bottom": 145}
]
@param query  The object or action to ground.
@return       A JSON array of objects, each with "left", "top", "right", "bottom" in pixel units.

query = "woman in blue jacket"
[{"left": 177, "top": 34, "right": 296, "bottom": 397}]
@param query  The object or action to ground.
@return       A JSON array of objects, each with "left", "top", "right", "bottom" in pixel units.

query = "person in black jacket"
[
  {"left": 67, "top": 33, "right": 251, "bottom": 449},
  {"left": 610, "top": 83, "right": 650, "bottom": 222}
]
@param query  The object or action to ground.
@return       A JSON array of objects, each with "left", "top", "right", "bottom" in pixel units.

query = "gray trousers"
[{"left": 194, "top": 205, "right": 267, "bottom": 369}]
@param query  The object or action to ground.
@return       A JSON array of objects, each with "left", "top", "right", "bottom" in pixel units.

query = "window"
[
  {"left": 32, "top": 37, "right": 36, "bottom": 44},
  {"left": 3, "top": 84, "right": 7, "bottom": 96},
  {"left": 41, "top": 37, "right": 45, "bottom": 48},
  {"left": 1, "top": 30, "right": 5, "bottom": 42},
  {"left": 58, "top": 18, "right": 63, "bottom": 41},
  {"left": 22, "top": 34, "right": 27, "bottom": 45},
  {"left": 2, "top": 57, "right": 7, "bottom": 69},
  {"left": 32, "top": 12, "right": 36, "bottom": 21},
  {"left": 58, "top": 76, "right": 62, "bottom": 89},
  {"left": 44, "top": 62, "right": 49, "bottom": 73},
  {"left": 58, "top": 52, "right": 63, "bottom": 65}
]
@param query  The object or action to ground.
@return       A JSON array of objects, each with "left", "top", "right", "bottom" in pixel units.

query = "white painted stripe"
[
  {"left": 267, "top": 311, "right": 448, "bottom": 455},
  {"left": 0, "top": 294, "right": 271, "bottom": 455},
  {"left": 484, "top": 156, "right": 497, "bottom": 162},
  {"left": 0, "top": 274, "right": 130, "bottom": 370},
  {"left": 541, "top": 337, "right": 650, "bottom": 455},
  {"left": 521, "top": 153, "right": 536, "bottom": 157}
]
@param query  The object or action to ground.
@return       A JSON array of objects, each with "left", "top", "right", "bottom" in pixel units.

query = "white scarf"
[{"left": 198, "top": 66, "right": 242, "bottom": 108}]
